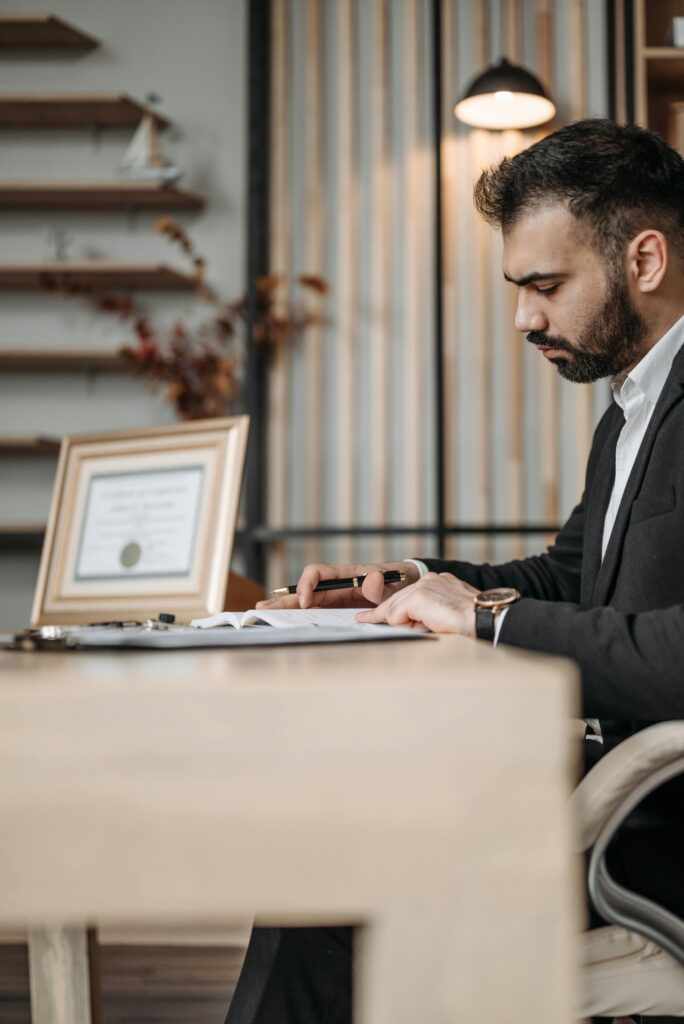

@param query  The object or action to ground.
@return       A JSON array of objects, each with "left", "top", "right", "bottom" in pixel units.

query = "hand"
[
  {"left": 356, "top": 572, "right": 479, "bottom": 635},
  {"left": 256, "top": 561, "right": 419, "bottom": 610}
]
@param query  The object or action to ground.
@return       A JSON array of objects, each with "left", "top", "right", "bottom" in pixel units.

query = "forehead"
[{"left": 502, "top": 203, "right": 600, "bottom": 278}]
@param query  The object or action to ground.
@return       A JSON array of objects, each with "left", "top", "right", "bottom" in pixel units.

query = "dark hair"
[{"left": 474, "top": 118, "right": 684, "bottom": 264}]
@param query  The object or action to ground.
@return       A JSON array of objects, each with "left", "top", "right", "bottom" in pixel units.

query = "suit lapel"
[
  {"left": 580, "top": 409, "right": 622, "bottom": 605},
  {"left": 592, "top": 350, "right": 684, "bottom": 606}
]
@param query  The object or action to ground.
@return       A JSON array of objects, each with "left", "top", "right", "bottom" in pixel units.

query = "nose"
[{"left": 514, "top": 292, "right": 549, "bottom": 333}]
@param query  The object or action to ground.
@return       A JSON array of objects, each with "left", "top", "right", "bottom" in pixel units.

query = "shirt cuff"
[
  {"left": 403, "top": 558, "right": 429, "bottom": 577},
  {"left": 493, "top": 606, "right": 509, "bottom": 646}
]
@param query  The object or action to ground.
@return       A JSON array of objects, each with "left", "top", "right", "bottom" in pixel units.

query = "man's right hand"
[{"left": 256, "top": 561, "right": 419, "bottom": 610}]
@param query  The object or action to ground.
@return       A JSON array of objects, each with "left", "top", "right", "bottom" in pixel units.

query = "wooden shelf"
[
  {"left": 0, "top": 436, "right": 60, "bottom": 456},
  {"left": 0, "top": 94, "right": 169, "bottom": 129},
  {"left": 0, "top": 14, "right": 98, "bottom": 50},
  {"left": 0, "top": 181, "right": 204, "bottom": 210},
  {"left": 0, "top": 348, "right": 127, "bottom": 372},
  {"left": 644, "top": 50, "right": 684, "bottom": 89},
  {"left": 0, "top": 262, "right": 197, "bottom": 290},
  {"left": 634, "top": 1, "right": 684, "bottom": 149},
  {"left": 0, "top": 523, "right": 45, "bottom": 549}
]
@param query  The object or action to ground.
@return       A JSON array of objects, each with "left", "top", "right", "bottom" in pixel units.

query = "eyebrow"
[{"left": 503, "top": 270, "right": 567, "bottom": 286}]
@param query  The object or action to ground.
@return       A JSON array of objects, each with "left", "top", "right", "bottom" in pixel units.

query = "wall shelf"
[
  {"left": 0, "top": 94, "right": 170, "bottom": 129},
  {"left": 0, "top": 262, "right": 197, "bottom": 290},
  {"left": 0, "top": 181, "right": 204, "bottom": 210},
  {"left": 0, "top": 436, "right": 60, "bottom": 456},
  {"left": 0, "top": 524, "right": 45, "bottom": 550},
  {"left": 634, "top": 1, "right": 684, "bottom": 146},
  {"left": 0, "top": 348, "right": 127, "bottom": 373},
  {"left": 0, "top": 14, "right": 99, "bottom": 50}
]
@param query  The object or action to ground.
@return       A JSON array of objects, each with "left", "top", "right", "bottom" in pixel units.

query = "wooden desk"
[{"left": 0, "top": 636, "right": 579, "bottom": 1024}]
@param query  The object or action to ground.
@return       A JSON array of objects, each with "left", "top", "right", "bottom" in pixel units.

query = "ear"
[{"left": 625, "top": 230, "right": 668, "bottom": 293}]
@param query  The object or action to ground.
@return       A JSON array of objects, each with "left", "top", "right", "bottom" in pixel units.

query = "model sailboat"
[{"left": 119, "top": 114, "right": 182, "bottom": 185}]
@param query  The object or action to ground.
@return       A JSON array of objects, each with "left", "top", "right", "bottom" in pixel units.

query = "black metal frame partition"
[{"left": 242, "top": 0, "right": 631, "bottom": 582}]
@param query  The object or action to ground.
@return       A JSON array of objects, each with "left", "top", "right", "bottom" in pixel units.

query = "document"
[
  {"left": 24, "top": 619, "right": 428, "bottom": 650},
  {"left": 191, "top": 607, "right": 371, "bottom": 630},
  {"left": 76, "top": 465, "right": 204, "bottom": 581}
]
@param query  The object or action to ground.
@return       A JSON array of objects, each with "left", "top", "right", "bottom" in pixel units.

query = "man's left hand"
[{"left": 356, "top": 572, "right": 479, "bottom": 636}]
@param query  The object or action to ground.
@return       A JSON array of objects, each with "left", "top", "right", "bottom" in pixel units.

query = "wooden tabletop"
[{"left": 0, "top": 637, "right": 580, "bottom": 1023}]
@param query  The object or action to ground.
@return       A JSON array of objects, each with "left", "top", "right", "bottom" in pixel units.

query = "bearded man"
[{"left": 226, "top": 119, "right": 684, "bottom": 1024}]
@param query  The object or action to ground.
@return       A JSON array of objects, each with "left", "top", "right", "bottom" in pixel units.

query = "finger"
[
  {"left": 297, "top": 563, "right": 333, "bottom": 608},
  {"left": 255, "top": 595, "right": 300, "bottom": 609},
  {"left": 360, "top": 569, "right": 386, "bottom": 606}
]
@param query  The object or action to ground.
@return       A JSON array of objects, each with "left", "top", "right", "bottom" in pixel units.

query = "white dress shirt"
[{"left": 406, "top": 313, "right": 684, "bottom": 643}]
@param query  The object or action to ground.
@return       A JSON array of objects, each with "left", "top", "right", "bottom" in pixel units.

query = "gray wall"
[{"left": 0, "top": 0, "right": 247, "bottom": 630}]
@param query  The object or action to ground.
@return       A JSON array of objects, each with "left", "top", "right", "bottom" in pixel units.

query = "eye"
[{"left": 536, "top": 284, "right": 559, "bottom": 295}]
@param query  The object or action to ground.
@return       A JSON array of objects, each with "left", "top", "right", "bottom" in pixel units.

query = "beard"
[{"left": 527, "top": 278, "right": 648, "bottom": 384}]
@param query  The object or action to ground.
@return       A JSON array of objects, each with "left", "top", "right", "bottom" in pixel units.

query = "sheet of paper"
[{"left": 59, "top": 624, "right": 430, "bottom": 649}]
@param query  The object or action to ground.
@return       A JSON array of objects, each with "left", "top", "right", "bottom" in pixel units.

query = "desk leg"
[
  {"left": 356, "top": 913, "right": 453, "bottom": 1024},
  {"left": 28, "top": 926, "right": 92, "bottom": 1024}
]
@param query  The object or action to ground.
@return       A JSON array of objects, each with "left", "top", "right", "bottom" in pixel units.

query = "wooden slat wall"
[{"left": 267, "top": 0, "right": 609, "bottom": 587}]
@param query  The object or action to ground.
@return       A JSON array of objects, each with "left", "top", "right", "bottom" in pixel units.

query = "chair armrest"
[
  {"left": 570, "top": 721, "right": 684, "bottom": 852},
  {"left": 578, "top": 723, "right": 684, "bottom": 968}
]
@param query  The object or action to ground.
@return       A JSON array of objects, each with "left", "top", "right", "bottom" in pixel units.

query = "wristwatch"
[{"left": 473, "top": 587, "right": 521, "bottom": 642}]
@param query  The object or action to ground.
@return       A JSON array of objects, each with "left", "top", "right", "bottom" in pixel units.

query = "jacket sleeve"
[
  {"left": 417, "top": 496, "right": 585, "bottom": 603},
  {"left": 499, "top": 598, "right": 684, "bottom": 720}
]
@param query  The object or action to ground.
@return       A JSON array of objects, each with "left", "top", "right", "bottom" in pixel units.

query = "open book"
[{"left": 191, "top": 608, "right": 371, "bottom": 630}]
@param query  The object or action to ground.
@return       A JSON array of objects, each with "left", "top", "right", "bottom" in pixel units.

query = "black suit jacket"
[
  {"left": 421, "top": 345, "right": 684, "bottom": 888},
  {"left": 422, "top": 344, "right": 684, "bottom": 726}
]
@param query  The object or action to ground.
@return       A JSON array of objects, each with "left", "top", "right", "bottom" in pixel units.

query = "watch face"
[{"left": 475, "top": 587, "right": 520, "bottom": 608}]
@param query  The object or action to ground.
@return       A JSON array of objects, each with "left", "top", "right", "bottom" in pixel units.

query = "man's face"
[{"left": 502, "top": 204, "right": 647, "bottom": 382}]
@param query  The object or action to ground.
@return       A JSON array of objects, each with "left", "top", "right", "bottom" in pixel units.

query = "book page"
[
  {"left": 192, "top": 608, "right": 370, "bottom": 630},
  {"left": 190, "top": 611, "right": 245, "bottom": 629},
  {"left": 240, "top": 608, "right": 368, "bottom": 629}
]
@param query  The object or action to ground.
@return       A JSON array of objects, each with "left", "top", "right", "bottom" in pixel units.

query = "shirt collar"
[{"left": 611, "top": 313, "right": 684, "bottom": 409}]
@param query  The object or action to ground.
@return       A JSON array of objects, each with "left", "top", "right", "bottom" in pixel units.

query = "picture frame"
[{"left": 31, "top": 416, "right": 249, "bottom": 626}]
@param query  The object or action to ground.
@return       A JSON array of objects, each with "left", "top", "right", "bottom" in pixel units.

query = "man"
[{"left": 226, "top": 119, "right": 684, "bottom": 1024}]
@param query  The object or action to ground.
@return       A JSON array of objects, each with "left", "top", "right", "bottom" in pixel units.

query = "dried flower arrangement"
[{"left": 41, "top": 217, "right": 329, "bottom": 420}]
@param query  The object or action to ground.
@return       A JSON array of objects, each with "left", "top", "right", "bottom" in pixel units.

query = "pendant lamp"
[{"left": 454, "top": 57, "right": 555, "bottom": 130}]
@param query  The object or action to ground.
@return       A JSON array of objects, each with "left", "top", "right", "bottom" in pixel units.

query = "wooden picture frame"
[{"left": 31, "top": 416, "right": 249, "bottom": 626}]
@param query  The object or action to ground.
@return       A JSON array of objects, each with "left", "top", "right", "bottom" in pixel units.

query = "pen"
[{"left": 271, "top": 569, "right": 405, "bottom": 596}]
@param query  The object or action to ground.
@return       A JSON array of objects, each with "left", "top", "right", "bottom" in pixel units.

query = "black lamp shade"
[{"left": 454, "top": 58, "right": 555, "bottom": 130}]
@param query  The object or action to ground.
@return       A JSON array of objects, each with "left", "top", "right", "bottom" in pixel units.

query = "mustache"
[{"left": 526, "top": 331, "right": 575, "bottom": 353}]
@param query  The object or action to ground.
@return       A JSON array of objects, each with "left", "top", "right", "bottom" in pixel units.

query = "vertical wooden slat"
[
  {"left": 441, "top": 0, "right": 458, "bottom": 559},
  {"left": 633, "top": 0, "right": 647, "bottom": 126},
  {"left": 403, "top": 0, "right": 423, "bottom": 550},
  {"left": 613, "top": 0, "right": 628, "bottom": 123},
  {"left": 503, "top": 0, "right": 525, "bottom": 558},
  {"left": 472, "top": 0, "right": 493, "bottom": 560},
  {"left": 303, "top": 0, "right": 324, "bottom": 567},
  {"left": 333, "top": 0, "right": 356, "bottom": 565},
  {"left": 369, "top": 0, "right": 391, "bottom": 566},
  {"left": 536, "top": 0, "right": 560, "bottom": 526},
  {"left": 568, "top": 0, "right": 594, "bottom": 502},
  {"left": 266, "top": 0, "right": 290, "bottom": 591}
]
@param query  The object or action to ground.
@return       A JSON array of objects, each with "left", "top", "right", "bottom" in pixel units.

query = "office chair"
[{"left": 570, "top": 721, "right": 684, "bottom": 1019}]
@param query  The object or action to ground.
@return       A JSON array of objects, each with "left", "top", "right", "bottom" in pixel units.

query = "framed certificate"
[{"left": 31, "top": 416, "right": 249, "bottom": 625}]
